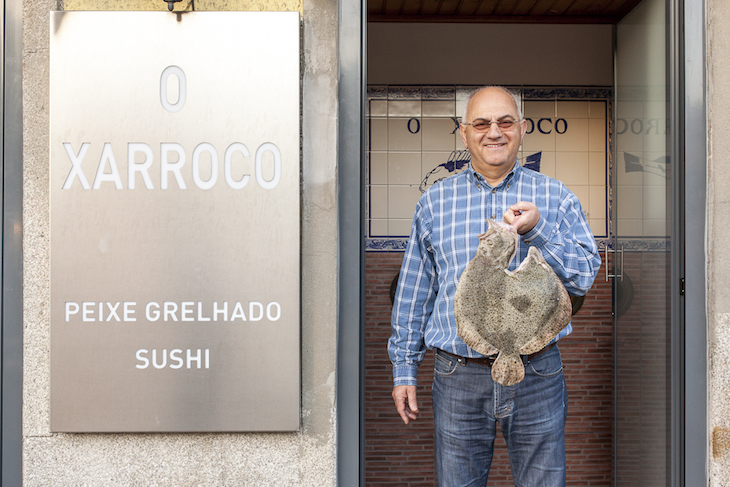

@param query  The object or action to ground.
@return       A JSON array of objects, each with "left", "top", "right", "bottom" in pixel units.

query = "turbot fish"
[{"left": 454, "top": 219, "right": 572, "bottom": 386}]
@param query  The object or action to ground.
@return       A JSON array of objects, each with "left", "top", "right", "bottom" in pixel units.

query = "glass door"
[{"left": 614, "top": 0, "right": 679, "bottom": 485}]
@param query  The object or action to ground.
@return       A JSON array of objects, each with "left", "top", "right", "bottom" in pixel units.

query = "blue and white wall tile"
[{"left": 366, "top": 85, "right": 612, "bottom": 252}]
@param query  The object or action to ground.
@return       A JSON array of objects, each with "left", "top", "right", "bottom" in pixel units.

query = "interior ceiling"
[{"left": 368, "top": 0, "right": 644, "bottom": 23}]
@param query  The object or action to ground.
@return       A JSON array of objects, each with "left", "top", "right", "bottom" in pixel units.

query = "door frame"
[
  {"left": 681, "top": 0, "right": 708, "bottom": 484},
  {"left": 336, "top": 0, "right": 367, "bottom": 485},
  {"left": 1, "top": 0, "right": 24, "bottom": 482},
  {"left": 334, "top": 0, "right": 713, "bottom": 485},
  {"left": 1, "top": 0, "right": 706, "bottom": 484}
]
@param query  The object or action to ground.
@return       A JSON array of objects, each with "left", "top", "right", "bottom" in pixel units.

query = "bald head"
[{"left": 462, "top": 86, "right": 522, "bottom": 124}]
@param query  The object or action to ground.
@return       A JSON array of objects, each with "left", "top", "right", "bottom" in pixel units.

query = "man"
[{"left": 388, "top": 86, "right": 601, "bottom": 486}]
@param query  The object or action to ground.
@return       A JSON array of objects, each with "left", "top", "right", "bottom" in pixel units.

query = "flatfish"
[{"left": 454, "top": 220, "right": 572, "bottom": 386}]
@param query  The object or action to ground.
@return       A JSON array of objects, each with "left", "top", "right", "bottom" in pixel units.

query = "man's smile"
[{"left": 459, "top": 86, "right": 527, "bottom": 183}]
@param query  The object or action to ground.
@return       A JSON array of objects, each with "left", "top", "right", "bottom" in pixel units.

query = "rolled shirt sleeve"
[{"left": 520, "top": 188, "right": 601, "bottom": 296}]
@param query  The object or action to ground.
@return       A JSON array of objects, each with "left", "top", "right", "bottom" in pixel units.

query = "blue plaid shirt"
[{"left": 388, "top": 162, "right": 601, "bottom": 386}]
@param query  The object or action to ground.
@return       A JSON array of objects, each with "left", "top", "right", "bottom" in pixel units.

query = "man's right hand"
[{"left": 392, "top": 385, "right": 419, "bottom": 424}]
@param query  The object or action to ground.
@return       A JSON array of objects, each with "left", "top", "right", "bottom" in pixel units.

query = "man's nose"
[{"left": 486, "top": 122, "right": 503, "bottom": 138}]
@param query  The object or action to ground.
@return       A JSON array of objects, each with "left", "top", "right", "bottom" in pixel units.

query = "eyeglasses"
[{"left": 462, "top": 119, "right": 521, "bottom": 132}]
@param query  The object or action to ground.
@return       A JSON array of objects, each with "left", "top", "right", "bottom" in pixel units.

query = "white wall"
[{"left": 367, "top": 22, "right": 613, "bottom": 86}]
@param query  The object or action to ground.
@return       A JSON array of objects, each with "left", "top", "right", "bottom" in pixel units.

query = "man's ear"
[{"left": 459, "top": 123, "right": 469, "bottom": 149}]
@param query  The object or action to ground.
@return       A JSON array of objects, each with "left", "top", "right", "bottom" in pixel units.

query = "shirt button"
[
  {"left": 491, "top": 214, "right": 496, "bottom": 219},
  {"left": 491, "top": 189, "right": 496, "bottom": 194}
]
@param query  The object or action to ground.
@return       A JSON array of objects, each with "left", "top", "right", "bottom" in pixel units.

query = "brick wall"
[{"left": 365, "top": 251, "right": 614, "bottom": 486}]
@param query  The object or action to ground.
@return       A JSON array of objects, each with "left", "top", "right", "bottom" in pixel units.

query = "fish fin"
[
  {"left": 457, "top": 323, "right": 500, "bottom": 356},
  {"left": 527, "top": 245, "right": 545, "bottom": 261},
  {"left": 492, "top": 353, "right": 525, "bottom": 386},
  {"left": 487, "top": 219, "right": 512, "bottom": 231},
  {"left": 519, "top": 335, "right": 552, "bottom": 355},
  {"left": 514, "top": 246, "right": 547, "bottom": 273},
  {"left": 517, "top": 263, "right": 573, "bottom": 355},
  {"left": 519, "top": 300, "right": 571, "bottom": 355}
]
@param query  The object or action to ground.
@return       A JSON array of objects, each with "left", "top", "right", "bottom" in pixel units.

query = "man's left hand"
[{"left": 503, "top": 201, "right": 540, "bottom": 235}]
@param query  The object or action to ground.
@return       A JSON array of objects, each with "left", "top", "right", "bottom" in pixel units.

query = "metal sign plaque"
[{"left": 49, "top": 12, "right": 300, "bottom": 432}]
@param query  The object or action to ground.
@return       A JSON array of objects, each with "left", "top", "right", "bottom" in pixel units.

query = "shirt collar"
[{"left": 467, "top": 160, "right": 521, "bottom": 189}]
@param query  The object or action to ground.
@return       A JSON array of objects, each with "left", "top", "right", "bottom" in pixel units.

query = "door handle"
[{"left": 603, "top": 246, "right": 623, "bottom": 281}]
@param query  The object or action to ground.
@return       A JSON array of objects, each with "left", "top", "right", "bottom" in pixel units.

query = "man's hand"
[
  {"left": 503, "top": 201, "right": 540, "bottom": 235},
  {"left": 392, "top": 385, "right": 419, "bottom": 424}
]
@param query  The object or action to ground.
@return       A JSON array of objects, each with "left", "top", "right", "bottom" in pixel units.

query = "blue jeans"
[{"left": 432, "top": 345, "right": 567, "bottom": 487}]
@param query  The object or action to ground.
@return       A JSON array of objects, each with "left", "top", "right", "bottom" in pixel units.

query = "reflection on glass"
[{"left": 615, "top": 0, "right": 671, "bottom": 485}]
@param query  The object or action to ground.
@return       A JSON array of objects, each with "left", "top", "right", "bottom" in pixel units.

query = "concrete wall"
[
  {"left": 22, "top": 0, "right": 338, "bottom": 485},
  {"left": 708, "top": 0, "right": 730, "bottom": 484}
]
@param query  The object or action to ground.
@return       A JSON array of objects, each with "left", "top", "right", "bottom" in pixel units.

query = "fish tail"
[{"left": 492, "top": 353, "right": 525, "bottom": 386}]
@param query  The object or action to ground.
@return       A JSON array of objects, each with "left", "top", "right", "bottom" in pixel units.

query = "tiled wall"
[
  {"left": 366, "top": 86, "right": 611, "bottom": 251},
  {"left": 522, "top": 99, "right": 608, "bottom": 237}
]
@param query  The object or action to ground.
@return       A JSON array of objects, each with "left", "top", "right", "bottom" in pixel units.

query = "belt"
[{"left": 438, "top": 342, "right": 557, "bottom": 367}]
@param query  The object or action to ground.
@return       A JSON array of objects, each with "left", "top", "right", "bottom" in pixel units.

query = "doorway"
[{"left": 361, "top": 0, "right": 685, "bottom": 485}]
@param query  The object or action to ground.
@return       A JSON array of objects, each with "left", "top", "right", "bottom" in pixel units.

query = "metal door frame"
[
  {"left": 334, "top": 3, "right": 711, "bottom": 485},
  {"left": 682, "top": 0, "right": 707, "bottom": 484},
  {"left": 333, "top": 0, "right": 711, "bottom": 485},
  {"left": 1, "top": 0, "right": 24, "bottom": 482},
  {"left": 337, "top": 0, "right": 366, "bottom": 485}
]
